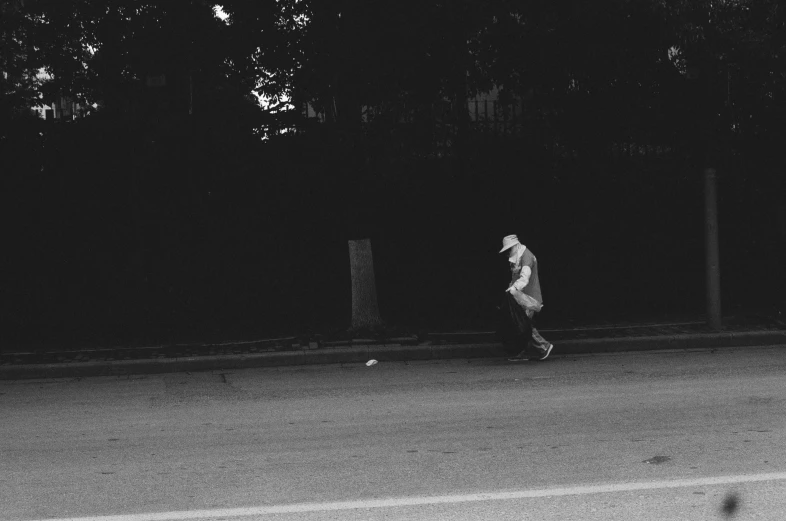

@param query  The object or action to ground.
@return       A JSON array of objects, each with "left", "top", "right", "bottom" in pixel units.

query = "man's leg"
[
  {"left": 530, "top": 327, "right": 551, "bottom": 353},
  {"left": 529, "top": 314, "right": 554, "bottom": 360}
]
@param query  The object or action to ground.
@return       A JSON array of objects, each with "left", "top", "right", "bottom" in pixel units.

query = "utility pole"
[
  {"left": 688, "top": 44, "right": 722, "bottom": 330},
  {"left": 704, "top": 167, "right": 722, "bottom": 329}
]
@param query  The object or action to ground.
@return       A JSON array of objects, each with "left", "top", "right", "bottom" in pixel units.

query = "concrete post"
[{"left": 348, "top": 239, "right": 383, "bottom": 331}]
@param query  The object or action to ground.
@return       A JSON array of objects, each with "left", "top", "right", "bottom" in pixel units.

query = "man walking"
[{"left": 499, "top": 234, "right": 554, "bottom": 361}]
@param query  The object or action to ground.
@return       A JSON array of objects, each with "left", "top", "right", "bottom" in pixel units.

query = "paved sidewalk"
[{"left": 1, "top": 315, "right": 784, "bottom": 380}]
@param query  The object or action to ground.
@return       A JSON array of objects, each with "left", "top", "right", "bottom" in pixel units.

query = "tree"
[
  {"left": 348, "top": 239, "right": 383, "bottom": 331},
  {"left": 656, "top": 0, "right": 785, "bottom": 327},
  {"left": 1, "top": 0, "right": 46, "bottom": 139},
  {"left": 2, "top": 0, "right": 262, "bottom": 119}
]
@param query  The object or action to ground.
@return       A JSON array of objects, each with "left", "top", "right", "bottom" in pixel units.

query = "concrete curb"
[
  {"left": 1, "top": 330, "right": 784, "bottom": 380},
  {"left": 552, "top": 331, "right": 786, "bottom": 354}
]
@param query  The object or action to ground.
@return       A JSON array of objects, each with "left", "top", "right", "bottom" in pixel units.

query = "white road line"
[{"left": 19, "top": 472, "right": 786, "bottom": 521}]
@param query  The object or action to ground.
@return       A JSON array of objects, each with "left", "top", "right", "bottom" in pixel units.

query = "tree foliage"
[
  {"left": 1, "top": 0, "right": 262, "bottom": 120},
  {"left": 4, "top": 0, "right": 783, "bottom": 146}
]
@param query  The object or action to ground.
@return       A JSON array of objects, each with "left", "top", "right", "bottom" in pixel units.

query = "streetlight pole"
[
  {"left": 704, "top": 167, "right": 722, "bottom": 329},
  {"left": 689, "top": 54, "right": 723, "bottom": 330}
]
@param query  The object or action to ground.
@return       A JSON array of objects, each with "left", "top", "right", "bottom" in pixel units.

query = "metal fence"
[{"left": 301, "top": 100, "right": 678, "bottom": 159}]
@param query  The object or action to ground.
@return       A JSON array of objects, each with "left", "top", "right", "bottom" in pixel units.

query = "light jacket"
[{"left": 508, "top": 246, "right": 543, "bottom": 304}]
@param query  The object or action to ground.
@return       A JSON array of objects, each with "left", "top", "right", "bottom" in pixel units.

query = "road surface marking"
[{"left": 21, "top": 472, "right": 786, "bottom": 521}]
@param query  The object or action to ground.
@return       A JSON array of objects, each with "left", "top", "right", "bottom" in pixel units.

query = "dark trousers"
[{"left": 497, "top": 293, "right": 550, "bottom": 357}]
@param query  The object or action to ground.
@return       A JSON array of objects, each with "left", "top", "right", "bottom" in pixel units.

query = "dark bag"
[{"left": 495, "top": 295, "right": 527, "bottom": 355}]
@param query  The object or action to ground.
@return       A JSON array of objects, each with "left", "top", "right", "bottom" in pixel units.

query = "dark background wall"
[
  {"left": 3, "top": 0, "right": 784, "bottom": 351},
  {"left": 2, "top": 114, "right": 783, "bottom": 351}
]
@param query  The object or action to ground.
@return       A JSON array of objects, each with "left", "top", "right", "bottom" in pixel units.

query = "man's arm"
[{"left": 511, "top": 266, "right": 531, "bottom": 291}]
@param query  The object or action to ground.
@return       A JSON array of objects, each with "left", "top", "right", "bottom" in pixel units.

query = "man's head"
[{"left": 499, "top": 235, "right": 521, "bottom": 259}]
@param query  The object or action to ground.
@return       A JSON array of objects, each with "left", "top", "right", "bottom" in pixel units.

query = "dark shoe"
[
  {"left": 535, "top": 343, "right": 554, "bottom": 361},
  {"left": 507, "top": 349, "right": 530, "bottom": 362}
]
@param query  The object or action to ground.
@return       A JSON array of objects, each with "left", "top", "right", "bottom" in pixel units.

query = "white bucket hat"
[{"left": 499, "top": 234, "right": 520, "bottom": 253}]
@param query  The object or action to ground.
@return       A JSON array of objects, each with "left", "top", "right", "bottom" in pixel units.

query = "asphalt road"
[{"left": 2, "top": 346, "right": 785, "bottom": 520}]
